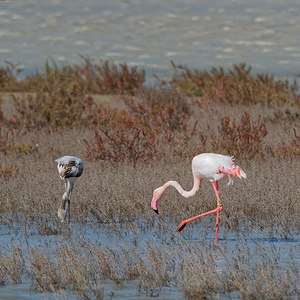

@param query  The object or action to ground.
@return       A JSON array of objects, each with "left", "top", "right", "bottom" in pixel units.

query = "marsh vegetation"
[{"left": 0, "top": 59, "right": 299, "bottom": 299}]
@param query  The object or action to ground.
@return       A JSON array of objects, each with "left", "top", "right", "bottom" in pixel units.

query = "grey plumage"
[{"left": 55, "top": 156, "right": 84, "bottom": 223}]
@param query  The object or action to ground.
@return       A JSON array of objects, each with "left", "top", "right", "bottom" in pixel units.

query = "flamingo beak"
[
  {"left": 151, "top": 197, "right": 159, "bottom": 214},
  {"left": 236, "top": 167, "right": 247, "bottom": 179},
  {"left": 241, "top": 169, "right": 247, "bottom": 179},
  {"left": 240, "top": 168, "right": 247, "bottom": 179}
]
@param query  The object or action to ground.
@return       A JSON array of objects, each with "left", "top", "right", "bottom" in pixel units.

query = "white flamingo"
[
  {"left": 55, "top": 156, "right": 84, "bottom": 223},
  {"left": 151, "top": 153, "right": 246, "bottom": 243}
]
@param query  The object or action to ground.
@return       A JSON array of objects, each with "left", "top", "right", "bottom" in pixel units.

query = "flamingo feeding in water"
[
  {"left": 151, "top": 153, "right": 246, "bottom": 243},
  {"left": 55, "top": 156, "right": 84, "bottom": 223}
]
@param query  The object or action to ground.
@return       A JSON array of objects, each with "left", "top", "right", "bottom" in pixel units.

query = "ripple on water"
[{"left": 1, "top": 1, "right": 300, "bottom": 84}]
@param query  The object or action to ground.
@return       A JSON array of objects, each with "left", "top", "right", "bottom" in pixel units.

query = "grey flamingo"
[{"left": 55, "top": 156, "right": 84, "bottom": 223}]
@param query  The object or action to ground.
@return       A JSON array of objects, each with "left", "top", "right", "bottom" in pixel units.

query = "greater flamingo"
[
  {"left": 55, "top": 156, "right": 84, "bottom": 223},
  {"left": 151, "top": 153, "right": 246, "bottom": 243}
]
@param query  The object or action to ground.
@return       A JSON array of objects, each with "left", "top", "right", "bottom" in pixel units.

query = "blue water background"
[{"left": 1, "top": 0, "right": 300, "bottom": 80}]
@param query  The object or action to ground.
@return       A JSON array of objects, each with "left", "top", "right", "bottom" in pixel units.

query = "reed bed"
[
  {"left": 0, "top": 59, "right": 299, "bottom": 299},
  {"left": 1, "top": 225, "right": 300, "bottom": 299}
]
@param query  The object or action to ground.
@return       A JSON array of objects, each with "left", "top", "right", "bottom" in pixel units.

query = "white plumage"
[
  {"left": 192, "top": 153, "right": 246, "bottom": 186},
  {"left": 55, "top": 156, "right": 84, "bottom": 222}
]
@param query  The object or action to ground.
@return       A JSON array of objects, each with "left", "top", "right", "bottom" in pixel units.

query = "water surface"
[
  {"left": 1, "top": 219, "right": 300, "bottom": 299},
  {"left": 1, "top": 0, "right": 300, "bottom": 79}
]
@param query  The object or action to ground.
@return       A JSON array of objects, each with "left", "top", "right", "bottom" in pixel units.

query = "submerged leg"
[
  {"left": 215, "top": 207, "right": 221, "bottom": 243},
  {"left": 66, "top": 199, "right": 70, "bottom": 223}
]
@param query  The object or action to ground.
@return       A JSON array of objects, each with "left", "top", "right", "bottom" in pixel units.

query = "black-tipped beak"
[
  {"left": 151, "top": 197, "right": 159, "bottom": 214},
  {"left": 177, "top": 223, "right": 186, "bottom": 232},
  {"left": 153, "top": 208, "right": 159, "bottom": 214}
]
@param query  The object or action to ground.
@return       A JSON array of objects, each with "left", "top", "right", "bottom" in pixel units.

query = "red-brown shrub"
[
  {"left": 83, "top": 93, "right": 191, "bottom": 165},
  {"left": 170, "top": 62, "right": 300, "bottom": 105},
  {"left": 79, "top": 57, "right": 145, "bottom": 94},
  {"left": 211, "top": 112, "right": 268, "bottom": 159},
  {"left": 0, "top": 164, "right": 18, "bottom": 178},
  {"left": 276, "top": 126, "right": 300, "bottom": 157},
  {"left": 84, "top": 104, "right": 161, "bottom": 166}
]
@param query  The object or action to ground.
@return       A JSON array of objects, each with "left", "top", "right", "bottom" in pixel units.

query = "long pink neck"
[{"left": 163, "top": 172, "right": 201, "bottom": 198}]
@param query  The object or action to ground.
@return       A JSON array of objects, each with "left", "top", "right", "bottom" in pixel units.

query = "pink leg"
[
  {"left": 177, "top": 180, "right": 223, "bottom": 244},
  {"left": 177, "top": 205, "right": 223, "bottom": 233},
  {"left": 215, "top": 208, "right": 220, "bottom": 243},
  {"left": 212, "top": 181, "right": 222, "bottom": 243},
  {"left": 211, "top": 181, "right": 222, "bottom": 206}
]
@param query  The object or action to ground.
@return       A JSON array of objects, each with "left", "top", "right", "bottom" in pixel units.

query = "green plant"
[{"left": 11, "top": 142, "right": 38, "bottom": 155}]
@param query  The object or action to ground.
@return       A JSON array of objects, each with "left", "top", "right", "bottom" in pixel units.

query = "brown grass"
[
  {"left": 169, "top": 61, "right": 300, "bottom": 106},
  {"left": 0, "top": 58, "right": 145, "bottom": 94},
  {"left": 1, "top": 234, "right": 300, "bottom": 299}
]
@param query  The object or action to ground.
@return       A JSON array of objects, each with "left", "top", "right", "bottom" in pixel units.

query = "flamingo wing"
[{"left": 55, "top": 156, "right": 84, "bottom": 179}]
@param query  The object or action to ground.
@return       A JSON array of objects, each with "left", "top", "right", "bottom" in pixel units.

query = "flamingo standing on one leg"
[
  {"left": 151, "top": 153, "right": 246, "bottom": 243},
  {"left": 55, "top": 156, "right": 84, "bottom": 223}
]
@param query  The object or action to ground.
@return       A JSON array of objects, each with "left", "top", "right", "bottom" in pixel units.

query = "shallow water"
[
  {"left": 1, "top": 0, "right": 300, "bottom": 80},
  {"left": 1, "top": 219, "right": 300, "bottom": 299}
]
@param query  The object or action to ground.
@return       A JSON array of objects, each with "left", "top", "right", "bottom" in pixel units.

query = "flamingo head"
[
  {"left": 151, "top": 186, "right": 165, "bottom": 214},
  {"left": 58, "top": 208, "right": 66, "bottom": 222},
  {"left": 229, "top": 163, "right": 247, "bottom": 179}
]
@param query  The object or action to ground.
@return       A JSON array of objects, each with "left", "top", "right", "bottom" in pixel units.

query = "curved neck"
[{"left": 163, "top": 172, "right": 201, "bottom": 198}]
